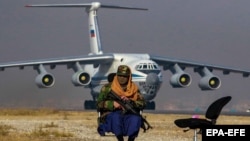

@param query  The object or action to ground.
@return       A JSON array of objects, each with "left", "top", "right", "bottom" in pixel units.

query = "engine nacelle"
[
  {"left": 170, "top": 72, "right": 192, "bottom": 88},
  {"left": 35, "top": 73, "right": 55, "bottom": 88},
  {"left": 199, "top": 75, "right": 221, "bottom": 90},
  {"left": 72, "top": 71, "right": 91, "bottom": 86}
]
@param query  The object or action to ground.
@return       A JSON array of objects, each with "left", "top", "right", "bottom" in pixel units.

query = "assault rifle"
[{"left": 109, "top": 90, "right": 153, "bottom": 132}]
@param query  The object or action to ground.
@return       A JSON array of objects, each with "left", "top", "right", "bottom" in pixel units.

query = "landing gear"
[
  {"left": 145, "top": 101, "right": 155, "bottom": 110},
  {"left": 84, "top": 100, "right": 97, "bottom": 109},
  {"left": 84, "top": 100, "right": 156, "bottom": 110}
]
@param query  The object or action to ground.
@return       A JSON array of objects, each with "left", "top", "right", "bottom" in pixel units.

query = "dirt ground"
[{"left": 0, "top": 110, "right": 250, "bottom": 141}]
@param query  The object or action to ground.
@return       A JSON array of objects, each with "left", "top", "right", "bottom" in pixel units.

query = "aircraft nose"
[{"left": 146, "top": 73, "right": 160, "bottom": 85}]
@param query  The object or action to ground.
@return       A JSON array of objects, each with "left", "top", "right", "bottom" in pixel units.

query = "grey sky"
[{"left": 1, "top": 0, "right": 250, "bottom": 112}]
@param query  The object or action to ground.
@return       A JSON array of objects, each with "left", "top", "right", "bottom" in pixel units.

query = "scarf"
[{"left": 111, "top": 75, "right": 139, "bottom": 101}]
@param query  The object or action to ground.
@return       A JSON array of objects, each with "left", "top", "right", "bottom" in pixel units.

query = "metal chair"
[{"left": 174, "top": 96, "right": 232, "bottom": 141}]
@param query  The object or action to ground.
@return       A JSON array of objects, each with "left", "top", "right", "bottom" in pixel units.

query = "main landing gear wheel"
[
  {"left": 84, "top": 100, "right": 156, "bottom": 110},
  {"left": 145, "top": 101, "right": 155, "bottom": 110},
  {"left": 84, "top": 100, "right": 97, "bottom": 109}
]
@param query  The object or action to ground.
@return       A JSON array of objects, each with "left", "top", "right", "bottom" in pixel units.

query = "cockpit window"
[{"left": 135, "top": 63, "right": 161, "bottom": 74}]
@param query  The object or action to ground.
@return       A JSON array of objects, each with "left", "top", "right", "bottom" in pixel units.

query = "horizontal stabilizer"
[
  {"left": 25, "top": 2, "right": 148, "bottom": 11},
  {"left": 101, "top": 4, "right": 148, "bottom": 10}
]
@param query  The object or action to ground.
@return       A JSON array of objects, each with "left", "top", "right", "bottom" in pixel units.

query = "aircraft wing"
[
  {"left": 150, "top": 55, "right": 250, "bottom": 77},
  {"left": 0, "top": 54, "right": 114, "bottom": 70}
]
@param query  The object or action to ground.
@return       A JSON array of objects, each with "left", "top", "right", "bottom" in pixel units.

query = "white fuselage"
[{"left": 88, "top": 53, "right": 163, "bottom": 101}]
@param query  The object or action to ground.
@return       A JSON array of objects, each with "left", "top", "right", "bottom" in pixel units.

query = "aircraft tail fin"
[{"left": 25, "top": 2, "right": 147, "bottom": 55}]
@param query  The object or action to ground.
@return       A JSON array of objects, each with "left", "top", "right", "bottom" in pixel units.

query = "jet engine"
[
  {"left": 35, "top": 73, "right": 55, "bottom": 88},
  {"left": 72, "top": 71, "right": 91, "bottom": 86},
  {"left": 34, "top": 64, "right": 55, "bottom": 88},
  {"left": 197, "top": 67, "right": 221, "bottom": 90},
  {"left": 170, "top": 73, "right": 192, "bottom": 88},
  {"left": 169, "top": 64, "right": 192, "bottom": 88},
  {"left": 199, "top": 75, "right": 221, "bottom": 90}
]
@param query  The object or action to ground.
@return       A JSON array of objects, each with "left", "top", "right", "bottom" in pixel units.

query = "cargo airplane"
[{"left": 1, "top": 2, "right": 250, "bottom": 109}]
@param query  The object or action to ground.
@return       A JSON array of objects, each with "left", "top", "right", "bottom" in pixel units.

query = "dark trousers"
[{"left": 98, "top": 110, "right": 141, "bottom": 139}]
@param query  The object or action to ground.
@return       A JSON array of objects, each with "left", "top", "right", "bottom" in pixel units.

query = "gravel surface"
[{"left": 0, "top": 111, "right": 249, "bottom": 141}]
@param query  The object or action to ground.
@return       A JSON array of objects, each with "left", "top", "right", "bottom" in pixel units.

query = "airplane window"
[
  {"left": 135, "top": 63, "right": 161, "bottom": 74},
  {"left": 153, "top": 64, "right": 157, "bottom": 69},
  {"left": 139, "top": 65, "right": 143, "bottom": 69}
]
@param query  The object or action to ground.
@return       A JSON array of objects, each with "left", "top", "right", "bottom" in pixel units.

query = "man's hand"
[
  {"left": 121, "top": 96, "right": 129, "bottom": 101},
  {"left": 113, "top": 101, "right": 122, "bottom": 109}
]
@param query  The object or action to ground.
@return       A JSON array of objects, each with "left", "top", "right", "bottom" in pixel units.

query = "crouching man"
[{"left": 96, "top": 65, "right": 146, "bottom": 141}]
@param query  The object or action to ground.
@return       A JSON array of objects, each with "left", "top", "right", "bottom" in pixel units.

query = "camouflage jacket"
[{"left": 96, "top": 83, "right": 146, "bottom": 112}]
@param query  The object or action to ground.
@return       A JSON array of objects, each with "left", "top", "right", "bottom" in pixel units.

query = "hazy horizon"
[{"left": 1, "top": 0, "right": 250, "bottom": 112}]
